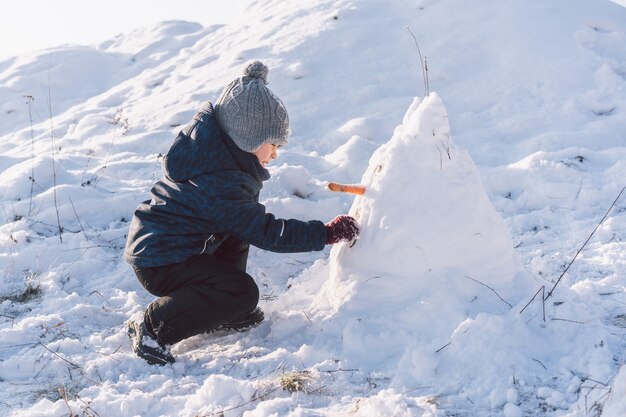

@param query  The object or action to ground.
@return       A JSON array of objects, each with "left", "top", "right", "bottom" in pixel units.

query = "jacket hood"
[{"left": 163, "top": 102, "right": 269, "bottom": 183}]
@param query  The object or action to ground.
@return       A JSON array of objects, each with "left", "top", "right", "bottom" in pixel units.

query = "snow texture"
[{"left": 1, "top": 0, "right": 626, "bottom": 416}]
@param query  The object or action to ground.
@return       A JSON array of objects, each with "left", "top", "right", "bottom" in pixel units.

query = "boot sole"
[
  {"left": 212, "top": 308, "right": 265, "bottom": 333},
  {"left": 126, "top": 321, "right": 175, "bottom": 366}
]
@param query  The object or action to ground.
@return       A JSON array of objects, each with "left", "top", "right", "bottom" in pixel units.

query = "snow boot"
[
  {"left": 127, "top": 320, "right": 175, "bottom": 366},
  {"left": 213, "top": 307, "right": 264, "bottom": 333}
]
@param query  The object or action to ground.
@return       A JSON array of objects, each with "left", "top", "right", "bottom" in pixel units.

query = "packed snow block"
[{"left": 315, "top": 93, "right": 534, "bottom": 371}]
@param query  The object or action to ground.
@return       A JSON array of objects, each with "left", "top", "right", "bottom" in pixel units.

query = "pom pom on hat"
[{"left": 244, "top": 61, "right": 269, "bottom": 84}]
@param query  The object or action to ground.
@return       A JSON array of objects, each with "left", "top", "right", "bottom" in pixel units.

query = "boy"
[{"left": 124, "top": 61, "right": 359, "bottom": 365}]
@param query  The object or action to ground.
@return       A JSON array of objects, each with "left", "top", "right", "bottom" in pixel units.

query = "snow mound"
[
  {"left": 311, "top": 93, "right": 535, "bottom": 379},
  {"left": 602, "top": 365, "right": 626, "bottom": 417}
]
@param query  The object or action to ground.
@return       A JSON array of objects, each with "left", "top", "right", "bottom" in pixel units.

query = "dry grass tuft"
[{"left": 278, "top": 370, "right": 313, "bottom": 393}]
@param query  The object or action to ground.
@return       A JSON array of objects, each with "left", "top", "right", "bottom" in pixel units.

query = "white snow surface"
[{"left": 1, "top": 0, "right": 626, "bottom": 416}]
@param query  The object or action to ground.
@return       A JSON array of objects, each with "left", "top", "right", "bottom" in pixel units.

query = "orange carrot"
[{"left": 328, "top": 182, "right": 366, "bottom": 196}]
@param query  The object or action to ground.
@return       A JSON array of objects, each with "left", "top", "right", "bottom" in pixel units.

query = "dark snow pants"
[{"left": 133, "top": 235, "right": 259, "bottom": 346}]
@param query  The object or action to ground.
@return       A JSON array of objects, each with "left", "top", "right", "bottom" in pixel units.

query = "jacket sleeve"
[{"left": 195, "top": 172, "right": 328, "bottom": 253}]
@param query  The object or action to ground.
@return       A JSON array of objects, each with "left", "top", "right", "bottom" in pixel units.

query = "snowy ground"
[{"left": 1, "top": 0, "right": 626, "bottom": 416}]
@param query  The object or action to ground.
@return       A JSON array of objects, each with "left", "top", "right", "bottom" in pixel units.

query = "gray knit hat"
[{"left": 214, "top": 61, "right": 290, "bottom": 152}]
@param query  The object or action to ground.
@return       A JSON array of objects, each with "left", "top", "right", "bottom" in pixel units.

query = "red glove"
[{"left": 325, "top": 215, "right": 360, "bottom": 244}]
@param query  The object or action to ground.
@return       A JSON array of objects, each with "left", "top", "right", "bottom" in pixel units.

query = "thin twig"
[
  {"left": 25, "top": 95, "right": 36, "bottom": 219},
  {"left": 545, "top": 186, "right": 625, "bottom": 301},
  {"left": 465, "top": 276, "right": 512, "bottom": 308},
  {"left": 435, "top": 342, "right": 451, "bottom": 353},
  {"left": 28, "top": 219, "right": 78, "bottom": 234},
  {"left": 531, "top": 358, "right": 548, "bottom": 370},
  {"left": 405, "top": 26, "right": 429, "bottom": 97},
  {"left": 75, "top": 394, "right": 102, "bottom": 417},
  {"left": 0, "top": 342, "right": 36, "bottom": 349},
  {"left": 424, "top": 56, "right": 430, "bottom": 96},
  {"left": 93, "top": 350, "right": 122, "bottom": 362},
  {"left": 33, "top": 353, "right": 53, "bottom": 380},
  {"left": 319, "top": 368, "right": 359, "bottom": 373},
  {"left": 37, "top": 342, "right": 103, "bottom": 387},
  {"left": 39, "top": 321, "right": 66, "bottom": 339},
  {"left": 551, "top": 317, "right": 586, "bottom": 324},
  {"left": 226, "top": 351, "right": 249, "bottom": 374},
  {"left": 588, "top": 389, "right": 612, "bottom": 414},
  {"left": 542, "top": 286, "right": 546, "bottom": 321},
  {"left": 302, "top": 311, "right": 312, "bottom": 323},
  {"left": 582, "top": 376, "right": 610, "bottom": 387},
  {"left": 61, "top": 244, "right": 122, "bottom": 252},
  {"left": 520, "top": 286, "right": 545, "bottom": 315},
  {"left": 37, "top": 342, "right": 80, "bottom": 369},
  {"left": 574, "top": 175, "right": 583, "bottom": 200},
  {"left": 198, "top": 386, "right": 282, "bottom": 417},
  {"left": 520, "top": 285, "right": 546, "bottom": 314},
  {"left": 59, "top": 386, "right": 74, "bottom": 416},
  {"left": 47, "top": 66, "right": 63, "bottom": 243},
  {"left": 401, "top": 385, "right": 435, "bottom": 395},
  {"left": 69, "top": 198, "right": 88, "bottom": 240}
]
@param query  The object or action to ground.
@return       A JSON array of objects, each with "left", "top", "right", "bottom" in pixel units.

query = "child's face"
[{"left": 253, "top": 143, "right": 279, "bottom": 167}]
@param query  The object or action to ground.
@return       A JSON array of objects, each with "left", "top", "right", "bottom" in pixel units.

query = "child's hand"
[{"left": 325, "top": 215, "right": 360, "bottom": 244}]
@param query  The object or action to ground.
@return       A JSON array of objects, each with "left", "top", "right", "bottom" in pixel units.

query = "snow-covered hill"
[{"left": 1, "top": 0, "right": 625, "bottom": 416}]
